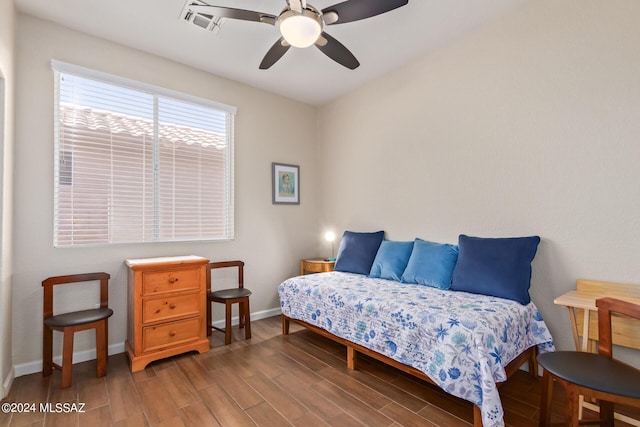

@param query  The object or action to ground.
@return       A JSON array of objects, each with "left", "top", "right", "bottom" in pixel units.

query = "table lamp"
[{"left": 325, "top": 231, "right": 336, "bottom": 261}]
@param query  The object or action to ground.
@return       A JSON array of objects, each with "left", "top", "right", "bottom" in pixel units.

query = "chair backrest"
[
  {"left": 42, "top": 272, "right": 110, "bottom": 320},
  {"left": 206, "top": 261, "right": 244, "bottom": 292},
  {"left": 596, "top": 297, "right": 640, "bottom": 359}
]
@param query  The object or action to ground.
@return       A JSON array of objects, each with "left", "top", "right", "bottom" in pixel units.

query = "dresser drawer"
[
  {"left": 303, "top": 262, "right": 326, "bottom": 273},
  {"left": 142, "top": 268, "right": 200, "bottom": 295},
  {"left": 301, "top": 259, "right": 335, "bottom": 274},
  {"left": 142, "top": 293, "right": 200, "bottom": 324},
  {"left": 142, "top": 318, "right": 200, "bottom": 353}
]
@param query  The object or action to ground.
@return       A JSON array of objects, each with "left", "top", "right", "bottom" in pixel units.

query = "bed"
[{"left": 278, "top": 271, "right": 555, "bottom": 427}]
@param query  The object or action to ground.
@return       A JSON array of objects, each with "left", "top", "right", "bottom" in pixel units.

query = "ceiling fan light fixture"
[
  {"left": 278, "top": 9, "right": 322, "bottom": 48},
  {"left": 197, "top": 0, "right": 409, "bottom": 69}
]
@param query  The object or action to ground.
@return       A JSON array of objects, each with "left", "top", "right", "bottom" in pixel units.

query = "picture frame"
[{"left": 272, "top": 162, "right": 300, "bottom": 205}]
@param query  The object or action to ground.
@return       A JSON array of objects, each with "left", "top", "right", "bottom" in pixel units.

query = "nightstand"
[
  {"left": 300, "top": 258, "right": 335, "bottom": 275},
  {"left": 125, "top": 255, "right": 210, "bottom": 372}
]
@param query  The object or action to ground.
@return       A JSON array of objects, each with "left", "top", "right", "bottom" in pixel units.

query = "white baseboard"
[
  {"left": 2, "top": 367, "right": 15, "bottom": 399},
  {"left": 14, "top": 342, "right": 126, "bottom": 378},
  {"left": 211, "top": 307, "right": 281, "bottom": 328},
  {"left": 13, "top": 308, "right": 282, "bottom": 379}
]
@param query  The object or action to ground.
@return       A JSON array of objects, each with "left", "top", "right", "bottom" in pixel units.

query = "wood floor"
[{"left": 0, "top": 315, "right": 636, "bottom": 427}]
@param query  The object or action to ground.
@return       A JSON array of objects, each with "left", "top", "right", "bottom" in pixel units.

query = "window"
[{"left": 52, "top": 61, "right": 236, "bottom": 247}]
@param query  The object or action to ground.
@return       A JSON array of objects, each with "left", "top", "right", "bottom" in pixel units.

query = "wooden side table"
[
  {"left": 300, "top": 258, "right": 335, "bottom": 275},
  {"left": 554, "top": 290, "right": 597, "bottom": 352},
  {"left": 555, "top": 280, "right": 640, "bottom": 352}
]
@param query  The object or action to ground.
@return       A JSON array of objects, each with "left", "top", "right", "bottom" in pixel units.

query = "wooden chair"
[
  {"left": 538, "top": 297, "right": 640, "bottom": 426},
  {"left": 206, "top": 261, "right": 252, "bottom": 345},
  {"left": 42, "top": 272, "right": 113, "bottom": 389}
]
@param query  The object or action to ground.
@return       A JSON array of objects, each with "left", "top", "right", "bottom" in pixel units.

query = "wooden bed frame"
[{"left": 282, "top": 314, "right": 538, "bottom": 427}]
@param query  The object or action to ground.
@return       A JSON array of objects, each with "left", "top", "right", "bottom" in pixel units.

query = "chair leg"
[
  {"left": 599, "top": 400, "right": 614, "bottom": 427},
  {"left": 95, "top": 321, "right": 108, "bottom": 378},
  {"left": 566, "top": 383, "right": 580, "bottom": 427},
  {"left": 206, "top": 300, "right": 212, "bottom": 337},
  {"left": 529, "top": 349, "right": 538, "bottom": 378},
  {"left": 238, "top": 302, "right": 245, "bottom": 329},
  {"left": 60, "top": 328, "right": 75, "bottom": 389},
  {"left": 244, "top": 298, "right": 251, "bottom": 340},
  {"left": 43, "top": 325, "right": 53, "bottom": 377},
  {"left": 224, "top": 301, "right": 232, "bottom": 345},
  {"left": 538, "top": 369, "right": 553, "bottom": 427}
]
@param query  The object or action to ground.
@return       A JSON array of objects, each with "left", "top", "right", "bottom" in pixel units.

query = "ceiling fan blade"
[
  {"left": 259, "top": 38, "right": 291, "bottom": 69},
  {"left": 188, "top": 5, "right": 276, "bottom": 24},
  {"left": 315, "top": 32, "right": 360, "bottom": 70},
  {"left": 322, "top": 0, "right": 408, "bottom": 25}
]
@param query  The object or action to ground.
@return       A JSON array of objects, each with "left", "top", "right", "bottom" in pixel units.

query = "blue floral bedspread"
[{"left": 278, "top": 272, "right": 554, "bottom": 427}]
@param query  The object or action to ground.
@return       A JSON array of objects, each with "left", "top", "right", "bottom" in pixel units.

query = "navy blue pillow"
[
  {"left": 369, "top": 240, "right": 414, "bottom": 281},
  {"left": 334, "top": 230, "right": 384, "bottom": 275},
  {"left": 450, "top": 235, "right": 541, "bottom": 304}
]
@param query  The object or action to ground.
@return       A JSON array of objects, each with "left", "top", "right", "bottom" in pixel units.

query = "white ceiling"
[{"left": 14, "top": 0, "right": 530, "bottom": 106}]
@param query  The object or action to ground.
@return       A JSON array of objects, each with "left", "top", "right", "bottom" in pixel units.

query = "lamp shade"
[
  {"left": 325, "top": 231, "right": 337, "bottom": 261},
  {"left": 278, "top": 10, "right": 322, "bottom": 48}
]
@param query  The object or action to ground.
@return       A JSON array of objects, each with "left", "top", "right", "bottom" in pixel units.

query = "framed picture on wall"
[{"left": 272, "top": 163, "right": 300, "bottom": 205}]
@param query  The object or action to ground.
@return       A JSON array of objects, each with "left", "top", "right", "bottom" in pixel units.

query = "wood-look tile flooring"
[{"left": 1, "top": 315, "right": 637, "bottom": 426}]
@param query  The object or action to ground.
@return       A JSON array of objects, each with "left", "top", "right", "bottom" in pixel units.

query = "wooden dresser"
[{"left": 125, "top": 256, "right": 210, "bottom": 372}]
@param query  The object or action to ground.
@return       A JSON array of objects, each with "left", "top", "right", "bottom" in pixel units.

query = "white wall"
[
  {"left": 0, "top": 0, "right": 16, "bottom": 398},
  {"left": 318, "top": 0, "right": 640, "bottom": 358},
  {"left": 12, "top": 14, "right": 319, "bottom": 373}
]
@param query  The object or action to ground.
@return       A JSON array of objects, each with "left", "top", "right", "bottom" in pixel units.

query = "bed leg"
[
  {"left": 347, "top": 346, "right": 357, "bottom": 370},
  {"left": 529, "top": 347, "right": 538, "bottom": 378},
  {"left": 473, "top": 404, "right": 483, "bottom": 427},
  {"left": 282, "top": 315, "right": 290, "bottom": 335}
]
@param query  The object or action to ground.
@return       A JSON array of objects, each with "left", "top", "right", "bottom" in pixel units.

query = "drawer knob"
[
  {"left": 169, "top": 304, "right": 176, "bottom": 309},
  {"left": 168, "top": 277, "right": 178, "bottom": 284},
  {"left": 169, "top": 330, "right": 177, "bottom": 337}
]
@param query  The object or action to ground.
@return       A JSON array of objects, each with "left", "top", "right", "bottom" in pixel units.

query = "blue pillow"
[
  {"left": 401, "top": 239, "right": 459, "bottom": 289},
  {"left": 450, "top": 235, "right": 541, "bottom": 304},
  {"left": 369, "top": 240, "right": 414, "bottom": 281},
  {"left": 334, "top": 230, "right": 384, "bottom": 275}
]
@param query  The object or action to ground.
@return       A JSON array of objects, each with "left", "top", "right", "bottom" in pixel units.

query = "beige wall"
[
  {"left": 0, "top": 0, "right": 16, "bottom": 398},
  {"left": 9, "top": 0, "right": 640, "bottom": 379},
  {"left": 12, "top": 14, "right": 319, "bottom": 372},
  {"left": 318, "top": 0, "right": 640, "bottom": 359}
]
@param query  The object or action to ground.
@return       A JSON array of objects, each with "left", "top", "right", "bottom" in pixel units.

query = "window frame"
[{"left": 51, "top": 60, "right": 237, "bottom": 247}]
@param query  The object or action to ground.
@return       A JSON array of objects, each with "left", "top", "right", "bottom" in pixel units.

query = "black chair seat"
[
  {"left": 538, "top": 351, "right": 640, "bottom": 399},
  {"left": 209, "top": 288, "right": 252, "bottom": 300},
  {"left": 44, "top": 308, "right": 114, "bottom": 328},
  {"left": 207, "top": 261, "right": 251, "bottom": 345}
]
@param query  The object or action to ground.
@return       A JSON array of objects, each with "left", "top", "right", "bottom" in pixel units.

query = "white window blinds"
[{"left": 52, "top": 61, "right": 236, "bottom": 247}]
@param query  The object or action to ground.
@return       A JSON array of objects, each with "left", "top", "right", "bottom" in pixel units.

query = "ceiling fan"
[{"left": 187, "top": 0, "right": 409, "bottom": 70}]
